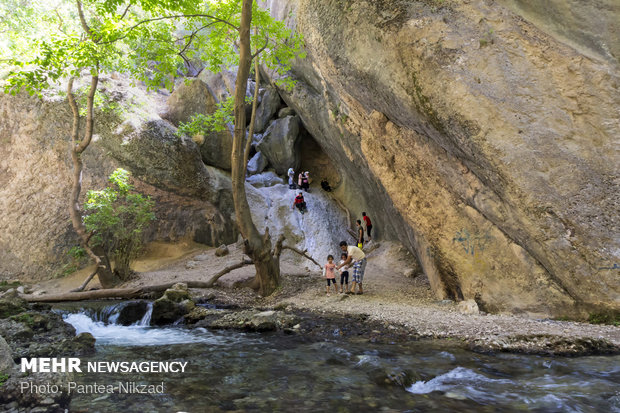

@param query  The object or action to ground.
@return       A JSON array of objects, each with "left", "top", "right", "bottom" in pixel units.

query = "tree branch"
[
  {"left": 76, "top": 0, "right": 94, "bottom": 41},
  {"left": 24, "top": 260, "right": 255, "bottom": 301},
  {"left": 281, "top": 245, "right": 322, "bottom": 269},
  {"left": 99, "top": 13, "right": 239, "bottom": 45},
  {"left": 70, "top": 268, "right": 98, "bottom": 292}
]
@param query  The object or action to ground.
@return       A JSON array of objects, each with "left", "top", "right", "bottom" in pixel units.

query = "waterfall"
[{"left": 136, "top": 302, "right": 153, "bottom": 326}]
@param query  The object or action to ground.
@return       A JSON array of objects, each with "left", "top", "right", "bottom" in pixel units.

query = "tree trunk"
[
  {"left": 231, "top": 0, "right": 280, "bottom": 296},
  {"left": 67, "top": 76, "right": 120, "bottom": 289}
]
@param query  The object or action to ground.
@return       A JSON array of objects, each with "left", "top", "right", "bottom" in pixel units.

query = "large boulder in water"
[
  {"left": 151, "top": 283, "right": 195, "bottom": 325},
  {"left": 256, "top": 115, "right": 301, "bottom": 175}
]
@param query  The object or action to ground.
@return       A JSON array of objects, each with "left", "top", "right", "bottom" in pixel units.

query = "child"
[
  {"left": 294, "top": 192, "right": 307, "bottom": 214},
  {"left": 323, "top": 255, "right": 338, "bottom": 295},
  {"left": 338, "top": 253, "right": 350, "bottom": 293}
]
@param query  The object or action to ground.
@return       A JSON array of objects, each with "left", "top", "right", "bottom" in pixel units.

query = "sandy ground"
[{"left": 36, "top": 240, "right": 620, "bottom": 346}]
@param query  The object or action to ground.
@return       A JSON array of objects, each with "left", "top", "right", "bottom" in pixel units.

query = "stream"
[{"left": 56, "top": 302, "right": 620, "bottom": 412}]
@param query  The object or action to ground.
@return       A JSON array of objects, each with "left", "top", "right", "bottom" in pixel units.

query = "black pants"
[{"left": 340, "top": 271, "right": 349, "bottom": 285}]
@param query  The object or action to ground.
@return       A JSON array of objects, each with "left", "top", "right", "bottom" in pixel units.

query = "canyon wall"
[
  {"left": 260, "top": 0, "right": 620, "bottom": 316},
  {"left": 0, "top": 77, "right": 236, "bottom": 281}
]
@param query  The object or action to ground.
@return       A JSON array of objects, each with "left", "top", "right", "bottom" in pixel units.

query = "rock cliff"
[
  {"left": 259, "top": 0, "right": 620, "bottom": 316},
  {"left": 0, "top": 77, "right": 236, "bottom": 281}
]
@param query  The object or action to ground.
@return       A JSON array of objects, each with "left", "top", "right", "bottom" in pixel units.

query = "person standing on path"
[
  {"left": 337, "top": 241, "right": 366, "bottom": 295},
  {"left": 323, "top": 255, "right": 338, "bottom": 295},
  {"left": 362, "top": 212, "right": 372, "bottom": 241},
  {"left": 356, "top": 220, "right": 364, "bottom": 249}
]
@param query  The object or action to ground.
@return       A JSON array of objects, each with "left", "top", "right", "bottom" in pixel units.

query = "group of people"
[
  {"left": 286, "top": 166, "right": 372, "bottom": 296},
  {"left": 323, "top": 241, "right": 367, "bottom": 296},
  {"left": 287, "top": 168, "right": 310, "bottom": 192},
  {"left": 322, "top": 213, "right": 372, "bottom": 295}
]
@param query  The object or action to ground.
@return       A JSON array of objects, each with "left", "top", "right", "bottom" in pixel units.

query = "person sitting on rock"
[
  {"left": 320, "top": 179, "right": 332, "bottom": 192},
  {"left": 294, "top": 192, "right": 307, "bottom": 214}
]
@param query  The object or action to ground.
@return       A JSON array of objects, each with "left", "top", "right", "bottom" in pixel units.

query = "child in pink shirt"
[{"left": 323, "top": 255, "right": 338, "bottom": 295}]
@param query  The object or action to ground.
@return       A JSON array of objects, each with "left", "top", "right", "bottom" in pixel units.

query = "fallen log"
[{"left": 24, "top": 259, "right": 254, "bottom": 302}]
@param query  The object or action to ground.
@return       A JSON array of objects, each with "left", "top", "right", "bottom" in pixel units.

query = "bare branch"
[
  {"left": 70, "top": 268, "right": 98, "bottom": 292},
  {"left": 119, "top": 3, "right": 132, "bottom": 20},
  {"left": 281, "top": 245, "right": 322, "bottom": 269}
]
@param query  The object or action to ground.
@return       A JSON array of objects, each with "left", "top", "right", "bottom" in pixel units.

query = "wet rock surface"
[
  {"left": 151, "top": 283, "right": 195, "bottom": 325},
  {"left": 0, "top": 293, "right": 95, "bottom": 412}
]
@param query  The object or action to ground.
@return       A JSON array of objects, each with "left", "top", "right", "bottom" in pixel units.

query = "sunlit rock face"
[
  {"left": 0, "top": 77, "right": 236, "bottom": 281},
  {"left": 260, "top": 0, "right": 620, "bottom": 316}
]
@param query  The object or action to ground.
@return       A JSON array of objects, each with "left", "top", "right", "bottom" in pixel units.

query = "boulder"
[
  {"left": 457, "top": 299, "right": 480, "bottom": 315},
  {"left": 116, "top": 301, "right": 149, "bottom": 326},
  {"left": 256, "top": 115, "right": 301, "bottom": 175},
  {"left": 151, "top": 283, "right": 195, "bottom": 325},
  {"left": 215, "top": 244, "right": 230, "bottom": 257},
  {"left": 0, "top": 291, "right": 28, "bottom": 319},
  {"left": 404, "top": 269, "right": 418, "bottom": 279},
  {"left": 278, "top": 107, "right": 295, "bottom": 118},
  {"left": 254, "top": 86, "right": 282, "bottom": 133},
  {"left": 246, "top": 171, "right": 285, "bottom": 188},
  {"left": 198, "top": 68, "right": 238, "bottom": 102},
  {"left": 247, "top": 151, "right": 268, "bottom": 175},
  {"left": 199, "top": 126, "right": 233, "bottom": 171},
  {"left": 164, "top": 78, "right": 217, "bottom": 126},
  {"left": 0, "top": 335, "right": 13, "bottom": 374}
]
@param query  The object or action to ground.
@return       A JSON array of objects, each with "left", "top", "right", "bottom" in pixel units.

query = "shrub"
[{"left": 84, "top": 168, "right": 155, "bottom": 280}]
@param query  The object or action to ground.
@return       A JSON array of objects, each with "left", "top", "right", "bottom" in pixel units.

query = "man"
[
  {"left": 362, "top": 212, "right": 372, "bottom": 241},
  {"left": 336, "top": 241, "right": 366, "bottom": 295}
]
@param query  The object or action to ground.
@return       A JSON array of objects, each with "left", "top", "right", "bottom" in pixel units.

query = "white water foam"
[
  {"left": 63, "top": 312, "right": 253, "bottom": 347},
  {"left": 406, "top": 366, "right": 510, "bottom": 395}
]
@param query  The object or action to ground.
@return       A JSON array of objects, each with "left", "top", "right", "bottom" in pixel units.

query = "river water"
[{"left": 57, "top": 302, "right": 620, "bottom": 412}]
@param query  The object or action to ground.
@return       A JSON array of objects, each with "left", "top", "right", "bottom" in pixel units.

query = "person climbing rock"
[
  {"left": 294, "top": 192, "right": 307, "bottom": 214},
  {"left": 337, "top": 241, "right": 366, "bottom": 295},
  {"left": 287, "top": 167, "right": 296, "bottom": 189},
  {"left": 362, "top": 212, "right": 373, "bottom": 241},
  {"left": 356, "top": 220, "right": 364, "bottom": 249}
]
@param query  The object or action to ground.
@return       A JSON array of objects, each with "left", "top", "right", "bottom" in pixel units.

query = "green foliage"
[
  {"left": 0, "top": 373, "right": 8, "bottom": 387},
  {"left": 0, "top": 280, "right": 21, "bottom": 292},
  {"left": 53, "top": 245, "right": 88, "bottom": 278},
  {"left": 588, "top": 312, "right": 620, "bottom": 326},
  {"left": 178, "top": 95, "right": 253, "bottom": 137},
  {"left": 9, "top": 313, "right": 35, "bottom": 327},
  {"left": 84, "top": 168, "right": 155, "bottom": 279}
]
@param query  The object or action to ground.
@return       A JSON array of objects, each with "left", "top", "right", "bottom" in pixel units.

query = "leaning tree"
[{"left": 177, "top": 0, "right": 307, "bottom": 295}]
